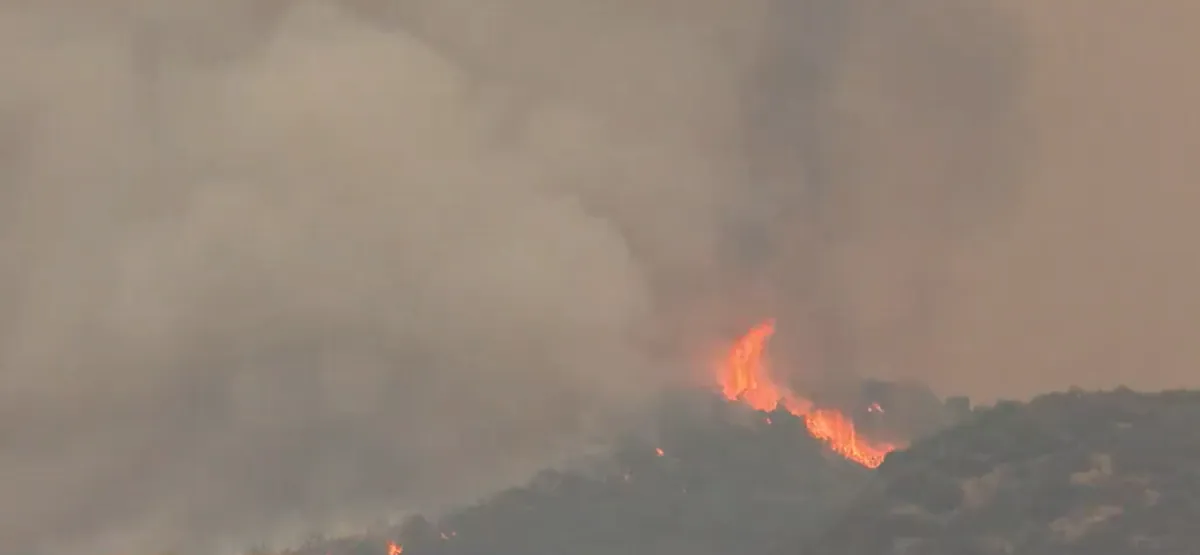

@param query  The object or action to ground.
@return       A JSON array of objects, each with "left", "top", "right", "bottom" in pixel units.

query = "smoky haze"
[{"left": 9, "top": 0, "right": 1197, "bottom": 554}]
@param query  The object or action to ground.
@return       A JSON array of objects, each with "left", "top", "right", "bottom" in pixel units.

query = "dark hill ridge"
[
  {"left": 277, "top": 379, "right": 956, "bottom": 555},
  {"left": 281, "top": 398, "right": 873, "bottom": 555},
  {"left": 271, "top": 386, "right": 1200, "bottom": 555},
  {"left": 804, "top": 388, "right": 1200, "bottom": 555}
]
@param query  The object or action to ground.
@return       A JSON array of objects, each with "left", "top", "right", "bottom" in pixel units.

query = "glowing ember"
[
  {"left": 718, "top": 319, "right": 897, "bottom": 468},
  {"left": 388, "top": 541, "right": 403, "bottom": 555},
  {"left": 655, "top": 447, "right": 665, "bottom": 456}
]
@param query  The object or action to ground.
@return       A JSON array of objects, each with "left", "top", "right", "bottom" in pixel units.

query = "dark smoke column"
[
  {"left": 736, "top": 0, "right": 1029, "bottom": 389},
  {"left": 735, "top": 0, "right": 863, "bottom": 387}
]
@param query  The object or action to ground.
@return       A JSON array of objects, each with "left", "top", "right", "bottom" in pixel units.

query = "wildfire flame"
[
  {"left": 718, "top": 319, "right": 896, "bottom": 468},
  {"left": 388, "top": 541, "right": 403, "bottom": 555}
]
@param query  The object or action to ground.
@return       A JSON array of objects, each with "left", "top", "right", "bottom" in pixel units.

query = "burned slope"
[
  {"left": 282, "top": 392, "right": 878, "bottom": 555},
  {"left": 805, "top": 388, "right": 1200, "bottom": 555},
  {"left": 271, "top": 378, "right": 962, "bottom": 555}
]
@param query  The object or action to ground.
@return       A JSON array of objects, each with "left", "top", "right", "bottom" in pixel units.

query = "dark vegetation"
[
  {"left": 280, "top": 397, "right": 873, "bottom": 555},
  {"left": 271, "top": 387, "right": 1200, "bottom": 555},
  {"left": 274, "top": 381, "right": 948, "bottom": 555},
  {"left": 806, "top": 388, "right": 1200, "bottom": 555}
]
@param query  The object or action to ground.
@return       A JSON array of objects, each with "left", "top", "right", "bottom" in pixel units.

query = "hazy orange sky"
[
  {"left": 929, "top": 2, "right": 1200, "bottom": 398},
  {"left": 2, "top": 2, "right": 1199, "bottom": 552}
]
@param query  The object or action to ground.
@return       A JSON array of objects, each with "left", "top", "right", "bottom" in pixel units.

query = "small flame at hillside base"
[{"left": 718, "top": 320, "right": 897, "bottom": 468}]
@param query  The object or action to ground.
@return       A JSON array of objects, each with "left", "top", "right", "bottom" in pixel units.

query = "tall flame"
[{"left": 718, "top": 319, "right": 896, "bottom": 468}]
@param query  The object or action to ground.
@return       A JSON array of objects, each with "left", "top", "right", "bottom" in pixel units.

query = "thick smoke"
[
  {"left": 739, "top": 0, "right": 1028, "bottom": 393},
  {"left": 0, "top": 0, "right": 1030, "bottom": 553}
]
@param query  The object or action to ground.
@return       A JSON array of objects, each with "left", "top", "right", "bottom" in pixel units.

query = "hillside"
[
  {"left": 804, "top": 388, "right": 1200, "bottom": 555},
  {"left": 269, "top": 387, "right": 1200, "bottom": 555},
  {"left": 275, "top": 378, "right": 958, "bottom": 555},
  {"left": 281, "top": 395, "right": 872, "bottom": 555}
]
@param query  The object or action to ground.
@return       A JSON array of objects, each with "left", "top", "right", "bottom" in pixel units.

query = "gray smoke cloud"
[
  {"left": 0, "top": 0, "right": 1029, "bottom": 553},
  {"left": 740, "top": 0, "right": 1028, "bottom": 391}
]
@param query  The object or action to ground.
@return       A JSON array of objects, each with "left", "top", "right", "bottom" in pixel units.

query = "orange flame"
[
  {"left": 388, "top": 541, "right": 403, "bottom": 555},
  {"left": 718, "top": 319, "right": 896, "bottom": 468}
]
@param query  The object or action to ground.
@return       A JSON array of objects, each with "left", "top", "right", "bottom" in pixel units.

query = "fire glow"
[{"left": 718, "top": 319, "right": 897, "bottom": 468}]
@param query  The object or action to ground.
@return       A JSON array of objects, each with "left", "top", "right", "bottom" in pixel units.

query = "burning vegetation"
[
  {"left": 239, "top": 326, "right": 1200, "bottom": 555},
  {"left": 279, "top": 399, "right": 876, "bottom": 555},
  {"left": 806, "top": 388, "right": 1200, "bottom": 555},
  {"left": 269, "top": 321, "right": 952, "bottom": 555},
  {"left": 272, "top": 387, "right": 1200, "bottom": 555},
  {"left": 718, "top": 320, "right": 899, "bottom": 468}
]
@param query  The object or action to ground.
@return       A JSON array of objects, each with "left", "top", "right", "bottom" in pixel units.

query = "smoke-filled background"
[{"left": 1, "top": 0, "right": 1197, "bottom": 553}]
